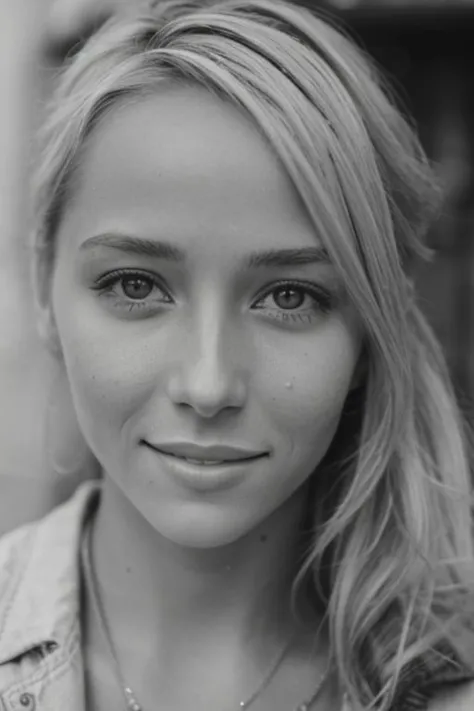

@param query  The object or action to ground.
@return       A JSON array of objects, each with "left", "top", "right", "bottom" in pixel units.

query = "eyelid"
[
  {"left": 90, "top": 271, "right": 335, "bottom": 318},
  {"left": 91, "top": 268, "right": 172, "bottom": 296},
  {"left": 251, "top": 278, "right": 334, "bottom": 308}
]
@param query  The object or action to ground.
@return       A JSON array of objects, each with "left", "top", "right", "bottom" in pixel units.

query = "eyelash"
[
  {"left": 91, "top": 269, "right": 335, "bottom": 321},
  {"left": 91, "top": 268, "right": 172, "bottom": 312},
  {"left": 253, "top": 279, "right": 334, "bottom": 318}
]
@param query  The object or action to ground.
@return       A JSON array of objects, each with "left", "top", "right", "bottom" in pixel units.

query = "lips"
[{"left": 143, "top": 441, "right": 268, "bottom": 465}]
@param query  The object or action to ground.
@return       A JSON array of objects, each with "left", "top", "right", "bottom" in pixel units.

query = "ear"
[{"left": 32, "top": 244, "right": 62, "bottom": 359}]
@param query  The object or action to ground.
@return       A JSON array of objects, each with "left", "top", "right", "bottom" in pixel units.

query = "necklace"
[{"left": 81, "top": 518, "right": 331, "bottom": 711}]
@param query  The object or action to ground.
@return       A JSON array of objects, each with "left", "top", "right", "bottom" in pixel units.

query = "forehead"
[{"left": 60, "top": 85, "right": 320, "bottom": 256}]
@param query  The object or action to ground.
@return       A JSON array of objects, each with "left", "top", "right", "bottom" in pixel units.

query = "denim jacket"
[{"left": 0, "top": 481, "right": 473, "bottom": 711}]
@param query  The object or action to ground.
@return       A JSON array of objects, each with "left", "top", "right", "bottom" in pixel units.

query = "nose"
[{"left": 166, "top": 303, "right": 248, "bottom": 419}]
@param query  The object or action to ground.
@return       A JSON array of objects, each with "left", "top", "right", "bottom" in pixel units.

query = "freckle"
[
  {"left": 260, "top": 534, "right": 268, "bottom": 543},
  {"left": 126, "top": 566, "right": 132, "bottom": 574}
]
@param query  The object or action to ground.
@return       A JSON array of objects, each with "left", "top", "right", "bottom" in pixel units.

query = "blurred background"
[{"left": 0, "top": 0, "right": 473, "bottom": 533}]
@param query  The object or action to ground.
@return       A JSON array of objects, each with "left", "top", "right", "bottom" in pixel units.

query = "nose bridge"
[
  {"left": 194, "top": 300, "right": 226, "bottom": 369},
  {"left": 174, "top": 289, "right": 247, "bottom": 415}
]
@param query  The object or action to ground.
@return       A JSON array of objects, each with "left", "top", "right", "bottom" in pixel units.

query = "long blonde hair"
[{"left": 33, "top": 1, "right": 474, "bottom": 708}]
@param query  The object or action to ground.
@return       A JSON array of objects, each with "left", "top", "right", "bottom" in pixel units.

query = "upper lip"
[{"left": 145, "top": 441, "right": 268, "bottom": 462}]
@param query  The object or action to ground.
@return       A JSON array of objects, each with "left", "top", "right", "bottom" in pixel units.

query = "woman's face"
[{"left": 50, "top": 86, "right": 362, "bottom": 548}]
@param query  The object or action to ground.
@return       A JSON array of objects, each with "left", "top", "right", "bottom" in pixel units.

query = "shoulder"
[
  {"left": 0, "top": 517, "right": 37, "bottom": 598},
  {"left": 0, "top": 481, "right": 99, "bottom": 662},
  {"left": 0, "top": 479, "right": 97, "bottom": 580},
  {"left": 426, "top": 681, "right": 474, "bottom": 710}
]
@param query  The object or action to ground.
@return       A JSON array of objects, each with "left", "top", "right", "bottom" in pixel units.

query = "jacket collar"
[{"left": 0, "top": 480, "right": 100, "bottom": 665}]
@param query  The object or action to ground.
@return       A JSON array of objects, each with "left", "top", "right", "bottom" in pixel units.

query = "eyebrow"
[{"left": 80, "top": 233, "right": 331, "bottom": 268}]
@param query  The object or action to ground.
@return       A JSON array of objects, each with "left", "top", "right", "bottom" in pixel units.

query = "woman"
[{"left": 0, "top": 1, "right": 473, "bottom": 709}]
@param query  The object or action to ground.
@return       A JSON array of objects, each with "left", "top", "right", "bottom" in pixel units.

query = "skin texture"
[
  {"left": 48, "top": 86, "right": 363, "bottom": 709},
  {"left": 52, "top": 86, "right": 362, "bottom": 549}
]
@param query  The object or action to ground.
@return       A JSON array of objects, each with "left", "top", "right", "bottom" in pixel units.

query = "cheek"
[
  {"left": 53, "top": 267, "right": 169, "bottom": 424},
  {"left": 260, "top": 323, "right": 359, "bottom": 449},
  {"left": 60, "top": 339, "right": 130, "bottom": 450},
  {"left": 53, "top": 301, "right": 157, "bottom": 451}
]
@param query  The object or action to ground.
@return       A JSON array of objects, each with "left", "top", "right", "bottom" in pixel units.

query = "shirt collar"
[{"left": 0, "top": 480, "right": 100, "bottom": 664}]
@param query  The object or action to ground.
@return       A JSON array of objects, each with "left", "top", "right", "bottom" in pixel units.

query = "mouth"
[
  {"left": 154, "top": 451, "right": 266, "bottom": 466},
  {"left": 141, "top": 441, "right": 269, "bottom": 493},
  {"left": 141, "top": 440, "right": 269, "bottom": 466}
]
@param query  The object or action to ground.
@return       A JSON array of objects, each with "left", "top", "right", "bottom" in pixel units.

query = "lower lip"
[{"left": 145, "top": 446, "right": 266, "bottom": 493}]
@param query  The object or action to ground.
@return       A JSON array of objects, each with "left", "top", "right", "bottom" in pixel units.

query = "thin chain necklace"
[{"left": 81, "top": 518, "right": 331, "bottom": 711}]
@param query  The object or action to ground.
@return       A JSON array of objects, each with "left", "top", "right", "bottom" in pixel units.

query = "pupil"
[
  {"left": 122, "top": 277, "right": 152, "bottom": 300},
  {"left": 274, "top": 287, "right": 304, "bottom": 310}
]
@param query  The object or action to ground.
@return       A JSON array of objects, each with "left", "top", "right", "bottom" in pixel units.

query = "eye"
[
  {"left": 91, "top": 268, "right": 173, "bottom": 313},
  {"left": 120, "top": 274, "right": 156, "bottom": 300},
  {"left": 272, "top": 286, "right": 307, "bottom": 310},
  {"left": 252, "top": 280, "right": 334, "bottom": 320}
]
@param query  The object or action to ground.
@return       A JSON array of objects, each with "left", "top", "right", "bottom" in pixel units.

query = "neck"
[
  {"left": 88, "top": 475, "right": 324, "bottom": 686},
  {"left": 95, "top": 474, "right": 314, "bottom": 638}
]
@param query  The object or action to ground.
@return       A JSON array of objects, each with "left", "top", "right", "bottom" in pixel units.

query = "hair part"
[{"left": 33, "top": 1, "right": 474, "bottom": 708}]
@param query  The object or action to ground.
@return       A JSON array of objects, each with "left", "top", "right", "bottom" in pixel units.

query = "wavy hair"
[{"left": 32, "top": 1, "right": 474, "bottom": 708}]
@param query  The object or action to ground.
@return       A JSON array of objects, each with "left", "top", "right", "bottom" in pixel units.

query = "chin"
[
  {"left": 145, "top": 509, "right": 256, "bottom": 550},
  {"left": 168, "top": 529, "right": 244, "bottom": 550}
]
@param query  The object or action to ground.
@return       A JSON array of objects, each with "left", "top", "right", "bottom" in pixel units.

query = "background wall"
[{"left": 339, "top": 2, "right": 474, "bottom": 411}]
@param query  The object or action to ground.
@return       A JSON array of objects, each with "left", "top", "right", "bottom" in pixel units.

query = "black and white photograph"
[{"left": 0, "top": 1, "right": 473, "bottom": 709}]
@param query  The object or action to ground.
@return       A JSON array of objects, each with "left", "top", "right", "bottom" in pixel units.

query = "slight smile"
[
  {"left": 141, "top": 441, "right": 270, "bottom": 493},
  {"left": 141, "top": 441, "right": 269, "bottom": 466}
]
